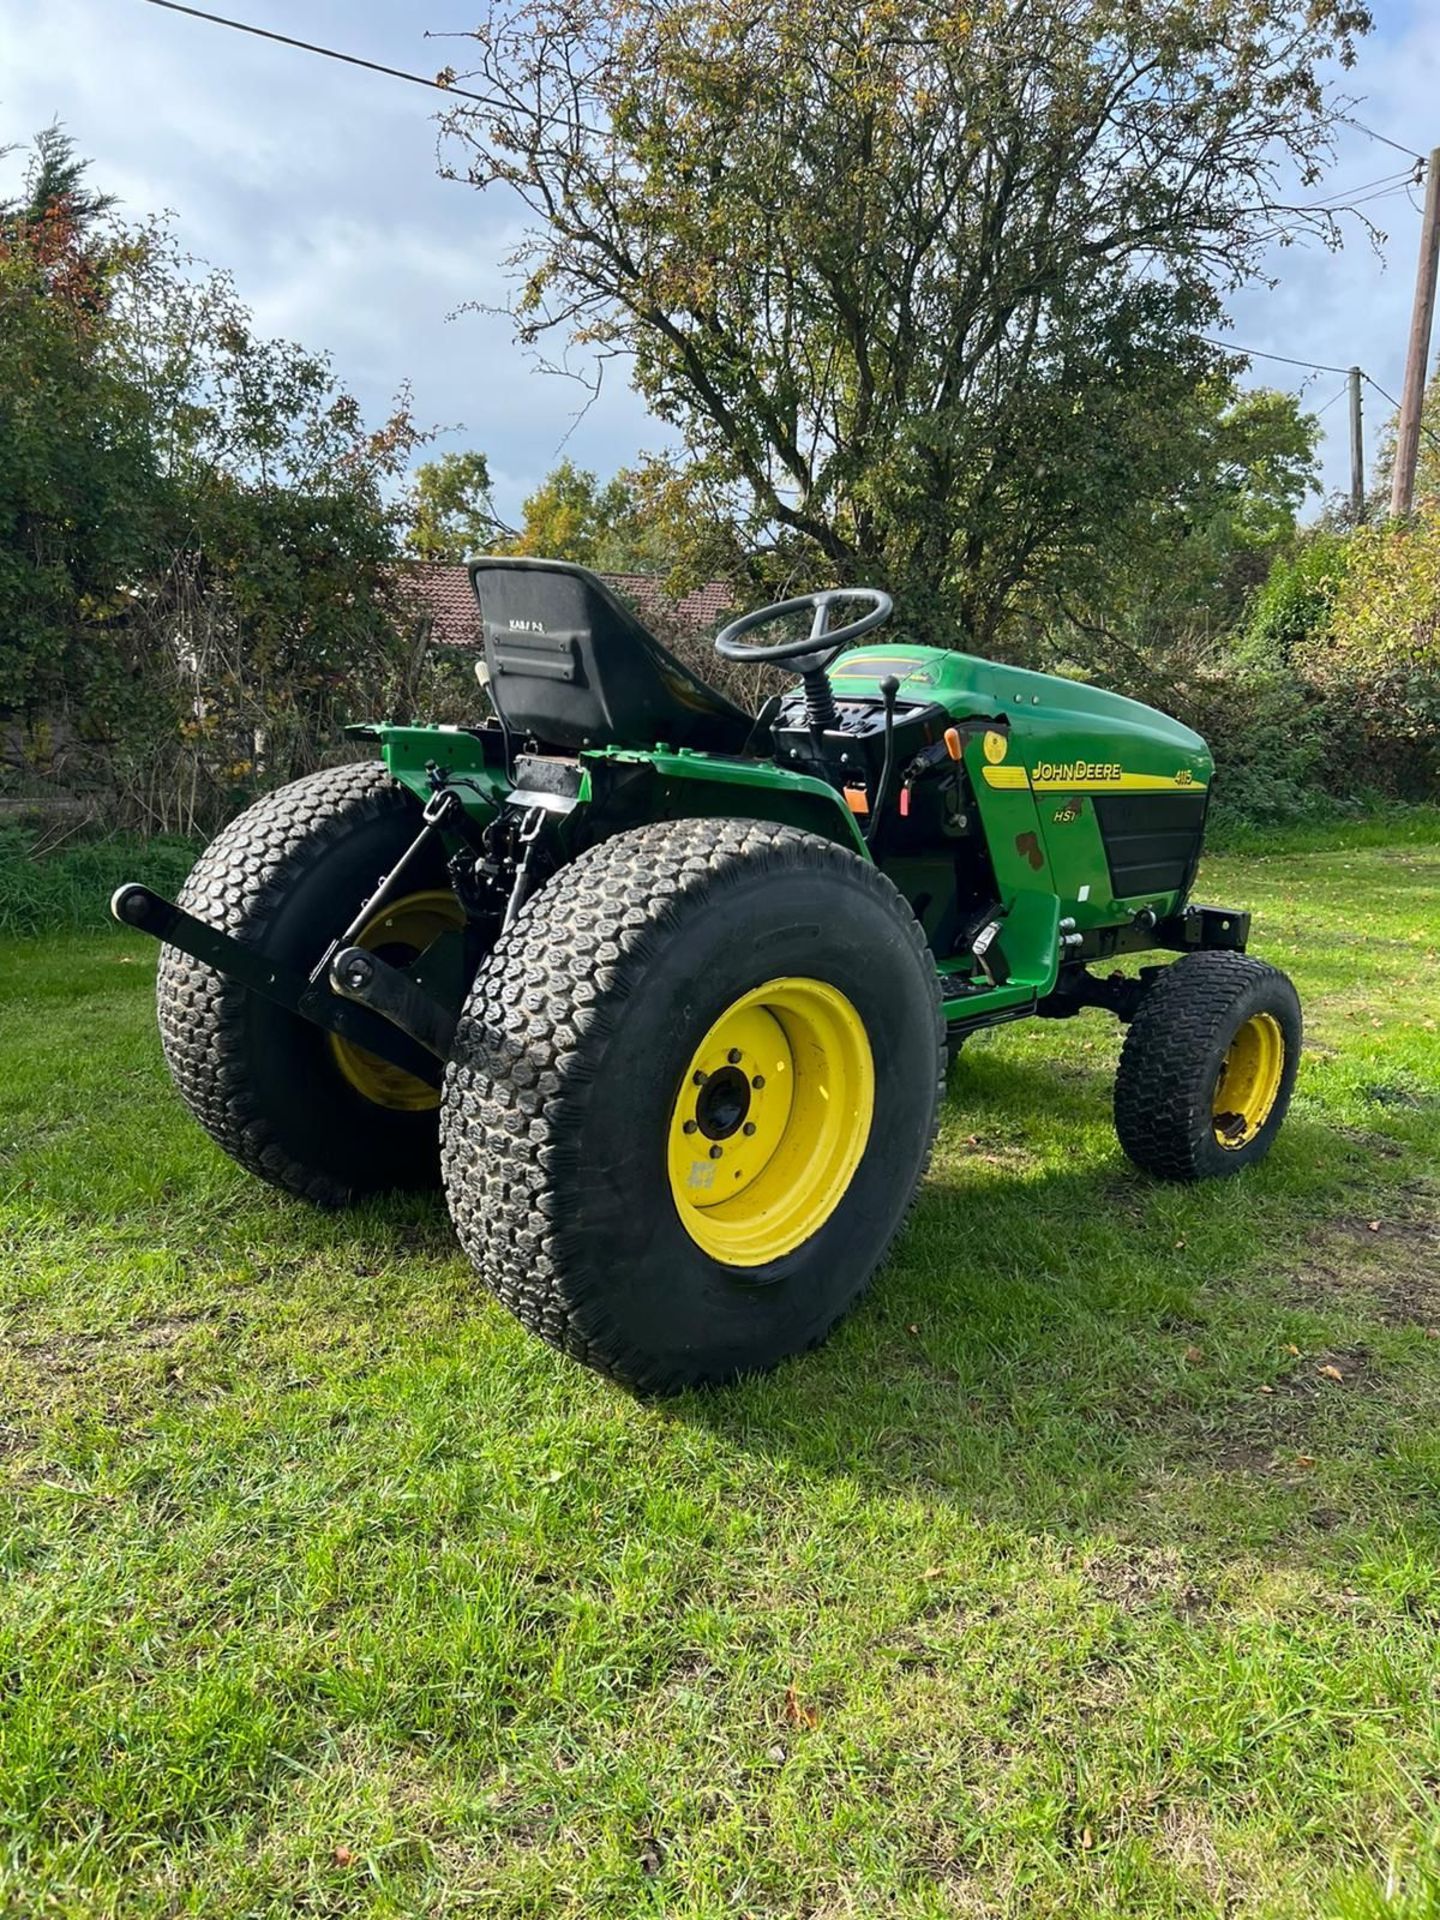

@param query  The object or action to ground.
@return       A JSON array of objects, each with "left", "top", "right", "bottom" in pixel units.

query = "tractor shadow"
[{"left": 675, "top": 1048, "right": 1433, "bottom": 1552}]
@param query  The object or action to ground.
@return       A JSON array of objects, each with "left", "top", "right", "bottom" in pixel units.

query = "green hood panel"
[{"left": 831, "top": 645, "right": 1210, "bottom": 781}]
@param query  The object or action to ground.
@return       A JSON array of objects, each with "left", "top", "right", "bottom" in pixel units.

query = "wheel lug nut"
[
  {"left": 683, "top": 1119, "right": 697, "bottom": 1135},
  {"left": 727, "top": 1048, "right": 742, "bottom": 1064},
  {"left": 693, "top": 1069, "right": 708, "bottom": 1086},
  {"left": 709, "top": 1145, "right": 723, "bottom": 1160},
  {"left": 752, "top": 1074, "right": 765, "bottom": 1089},
  {"left": 742, "top": 1121, "right": 756, "bottom": 1136}
]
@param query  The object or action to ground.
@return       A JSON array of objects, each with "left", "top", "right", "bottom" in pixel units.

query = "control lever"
[{"left": 864, "top": 675, "right": 900, "bottom": 846}]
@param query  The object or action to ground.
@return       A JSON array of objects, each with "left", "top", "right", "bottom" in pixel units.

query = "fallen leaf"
[
  {"left": 1318, "top": 1364, "right": 1345, "bottom": 1382},
  {"left": 1081, "top": 1826, "right": 1096, "bottom": 1850},
  {"left": 1285, "top": 1343, "right": 1301, "bottom": 1356},
  {"left": 638, "top": 1836, "right": 664, "bottom": 1875},
  {"left": 907, "top": 1324, "right": 919, "bottom": 1336},
  {"left": 1293, "top": 1454, "right": 1316, "bottom": 1468},
  {"left": 1367, "top": 1220, "right": 1382, "bottom": 1233},
  {"left": 767, "top": 1742, "right": 787, "bottom": 1764},
  {"left": 1258, "top": 1384, "right": 1274, "bottom": 1394},
  {"left": 1183, "top": 1345, "right": 1204, "bottom": 1365},
  {"left": 784, "top": 1685, "right": 819, "bottom": 1729},
  {"left": 331, "top": 1845, "right": 354, "bottom": 1868},
  {"left": 923, "top": 1566, "right": 946, "bottom": 1580}
]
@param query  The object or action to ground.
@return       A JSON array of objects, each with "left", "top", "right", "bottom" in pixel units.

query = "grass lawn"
[{"left": 2, "top": 825, "right": 1438, "bottom": 1919}]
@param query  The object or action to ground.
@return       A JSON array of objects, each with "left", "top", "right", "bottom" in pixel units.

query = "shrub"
[
  {"left": 0, "top": 825, "right": 198, "bottom": 936},
  {"left": 1240, "top": 531, "right": 1349, "bottom": 665}
]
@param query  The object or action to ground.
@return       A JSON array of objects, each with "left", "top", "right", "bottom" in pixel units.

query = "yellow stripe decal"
[{"left": 981, "top": 767, "right": 1207, "bottom": 793}]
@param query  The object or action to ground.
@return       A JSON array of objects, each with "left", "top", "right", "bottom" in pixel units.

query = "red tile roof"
[{"left": 396, "top": 562, "right": 735, "bottom": 652}]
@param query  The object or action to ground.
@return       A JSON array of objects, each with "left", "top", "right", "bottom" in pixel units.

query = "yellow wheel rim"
[
  {"left": 666, "top": 977, "right": 875, "bottom": 1268},
  {"left": 1213, "top": 1012, "right": 1285, "bottom": 1149},
  {"left": 329, "top": 888, "right": 464, "bottom": 1112}
]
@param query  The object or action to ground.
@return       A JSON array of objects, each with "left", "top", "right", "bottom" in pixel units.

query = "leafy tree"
[
  {"left": 1, "top": 132, "right": 428, "bottom": 829},
  {"left": 0, "top": 121, "right": 115, "bottom": 242},
  {"left": 503, "top": 458, "right": 673, "bottom": 573},
  {"left": 1373, "top": 364, "right": 1440, "bottom": 513},
  {"left": 405, "top": 449, "right": 506, "bottom": 562},
  {"left": 1047, "top": 384, "right": 1321, "bottom": 681},
  {"left": 443, "top": 0, "right": 1369, "bottom": 647},
  {"left": 0, "top": 149, "right": 154, "bottom": 715}
]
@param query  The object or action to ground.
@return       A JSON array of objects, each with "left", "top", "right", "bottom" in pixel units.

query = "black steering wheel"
[{"left": 714, "top": 587, "right": 893, "bottom": 667}]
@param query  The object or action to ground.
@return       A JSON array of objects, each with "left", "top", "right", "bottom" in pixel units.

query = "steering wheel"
[{"left": 714, "top": 587, "right": 893, "bottom": 667}]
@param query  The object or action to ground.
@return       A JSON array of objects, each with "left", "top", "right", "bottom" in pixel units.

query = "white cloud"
[{"left": 2, "top": 0, "right": 1435, "bottom": 520}]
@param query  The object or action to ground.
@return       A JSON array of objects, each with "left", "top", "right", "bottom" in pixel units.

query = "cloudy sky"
[{"left": 2, "top": 0, "right": 1437, "bottom": 520}]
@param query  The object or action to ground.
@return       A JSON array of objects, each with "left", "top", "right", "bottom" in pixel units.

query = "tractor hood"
[{"left": 831, "top": 645, "right": 1212, "bottom": 791}]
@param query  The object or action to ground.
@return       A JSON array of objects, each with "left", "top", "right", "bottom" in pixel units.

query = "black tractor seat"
[{"left": 468, "top": 557, "right": 751, "bottom": 755}]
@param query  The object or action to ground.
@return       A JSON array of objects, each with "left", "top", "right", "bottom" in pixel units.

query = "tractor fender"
[{"left": 580, "top": 747, "right": 871, "bottom": 858}]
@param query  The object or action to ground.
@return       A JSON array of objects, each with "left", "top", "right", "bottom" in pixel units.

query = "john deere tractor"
[{"left": 115, "top": 561, "right": 1301, "bottom": 1390}]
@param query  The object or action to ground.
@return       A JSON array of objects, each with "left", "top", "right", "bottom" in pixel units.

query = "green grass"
[
  {"left": 2, "top": 828, "right": 1439, "bottom": 1919},
  {"left": 0, "top": 827, "right": 199, "bottom": 938}
]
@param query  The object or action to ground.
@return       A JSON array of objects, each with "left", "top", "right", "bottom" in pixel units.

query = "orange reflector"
[
  {"left": 944, "top": 727, "right": 963, "bottom": 761},
  {"left": 843, "top": 787, "right": 869, "bottom": 814}
]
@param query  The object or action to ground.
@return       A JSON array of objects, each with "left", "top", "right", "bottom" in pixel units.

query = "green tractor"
[{"left": 115, "top": 560, "right": 1301, "bottom": 1391}]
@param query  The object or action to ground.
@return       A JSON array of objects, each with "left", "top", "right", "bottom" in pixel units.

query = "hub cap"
[
  {"left": 1213, "top": 1012, "right": 1285, "bottom": 1148},
  {"left": 329, "top": 888, "right": 464, "bottom": 1112},
  {"left": 666, "top": 977, "right": 875, "bottom": 1267}
]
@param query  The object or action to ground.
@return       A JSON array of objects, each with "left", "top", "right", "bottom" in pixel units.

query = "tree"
[
  {"left": 0, "top": 138, "right": 154, "bottom": 715},
  {"left": 405, "top": 449, "right": 506, "bottom": 562},
  {"left": 0, "top": 121, "right": 115, "bottom": 242},
  {"left": 2, "top": 131, "right": 428, "bottom": 829},
  {"left": 1045, "top": 383, "right": 1321, "bottom": 682},
  {"left": 1374, "top": 364, "right": 1440, "bottom": 513},
  {"left": 442, "top": 0, "right": 1370, "bottom": 648},
  {"left": 502, "top": 458, "right": 669, "bottom": 572}
]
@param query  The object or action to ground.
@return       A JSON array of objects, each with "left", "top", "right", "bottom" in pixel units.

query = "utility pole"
[
  {"left": 1349, "top": 366, "right": 1365, "bottom": 521},
  {"left": 1391, "top": 145, "right": 1440, "bottom": 517}
]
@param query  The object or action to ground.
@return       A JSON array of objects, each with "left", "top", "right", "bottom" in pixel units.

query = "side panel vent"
[{"left": 1093, "top": 792, "right": 1207, "bottom": 899}]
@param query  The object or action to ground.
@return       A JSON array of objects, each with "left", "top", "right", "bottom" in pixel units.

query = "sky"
[{"left": 1, "top": 0, "right": 1438, "bottom": 522}]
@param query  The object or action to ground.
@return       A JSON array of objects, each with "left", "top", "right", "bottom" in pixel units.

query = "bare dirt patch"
[{"left": 1293, "top": 1214, "right": 1440, "bottom": 1328}]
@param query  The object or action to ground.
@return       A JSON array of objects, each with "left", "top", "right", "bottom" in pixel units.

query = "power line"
[
  {"left": 1339, "top": 115, "right": 1426, "bottom": 164},
  {"left": 136, "top": 0, "right": 537, "bottom": 114},
  {"left": 1314, "top": 381, "right": 1350, "bottom": 416},
  {"left": 139, "top": 0, "right": 495, "bottom": 103},
  {"left": 1363, "top": 374, "right": 1440, "bottom": 456},
  {"left": 1200, "top": 337, "right": 1353, "bottom": 375},
  {"left": 139, "top": 0, "right": 606, "bottom": 135},
  {"left": 1291, "top": 166, "right": 1417, "bottom": 212}
]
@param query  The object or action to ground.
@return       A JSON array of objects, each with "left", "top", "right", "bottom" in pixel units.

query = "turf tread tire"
[
  {"left": 1113, "top": 950, "right": 1301, "bottom": 1182},
  {"left": 441, "top": 816, "right": 945, "bottom": 1392},
  {"left": 156, "top": 761, "right": 433, "bottom": 1206}
]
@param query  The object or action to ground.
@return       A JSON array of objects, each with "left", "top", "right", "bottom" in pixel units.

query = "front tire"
[
  {"left": 1113, "top": 951, "right": 1302, "bottom": 1181},
  {"left": 441, "top": 818, "right": 944, "bottom": 1392},
  {"left": 156, "top": 762, "right": 459, "bottom": 1205}
]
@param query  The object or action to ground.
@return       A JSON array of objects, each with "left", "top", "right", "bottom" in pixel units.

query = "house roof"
[{"left": 397, "top": 562, "right": 734, "bottom": 652}]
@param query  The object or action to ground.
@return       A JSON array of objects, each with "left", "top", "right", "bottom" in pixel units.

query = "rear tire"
[
  {"left": 441, "top": 818, "right": 945, "bottom": 1392},
  {"left": 1113, "top": 951, "right": 1301, "bottom": 1181},
  {"left": 156, "top": 762, "right": 455, "bottom": 1205}
]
